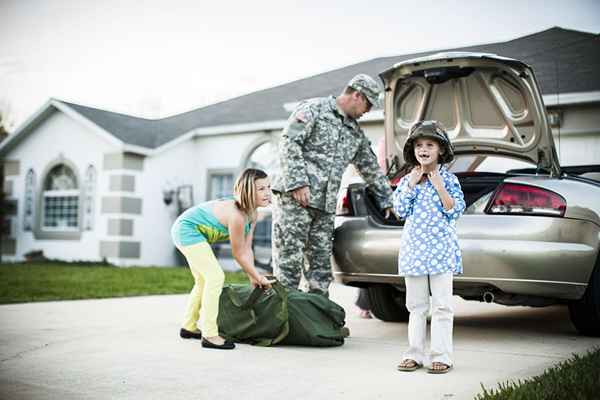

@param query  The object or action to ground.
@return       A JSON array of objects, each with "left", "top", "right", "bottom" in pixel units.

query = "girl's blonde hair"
[{"left": 233, "top": 168, "right": 268, "bottom": 219}]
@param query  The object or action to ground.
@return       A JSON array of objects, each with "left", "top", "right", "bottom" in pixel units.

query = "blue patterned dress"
[{"left": 393, "top": 166, "right": 465, "bottom": 276}]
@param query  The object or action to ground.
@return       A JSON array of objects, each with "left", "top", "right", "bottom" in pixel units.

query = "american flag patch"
[{"left": 295, "top": 112, "right": 308, "bottom": 123}]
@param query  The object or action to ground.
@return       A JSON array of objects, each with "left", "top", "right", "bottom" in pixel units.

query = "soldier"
[{"left": 271, "top": 74, "right": 394, "bottom": 296}]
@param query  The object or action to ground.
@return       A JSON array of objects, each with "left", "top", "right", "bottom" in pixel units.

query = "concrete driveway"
[{"left": 1, "top": 283, "right": 598, "bottom": 400}]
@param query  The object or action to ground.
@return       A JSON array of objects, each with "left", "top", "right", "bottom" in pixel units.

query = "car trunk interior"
[{"left": 364, "top": 172, "right": 508, "bottom": 225}]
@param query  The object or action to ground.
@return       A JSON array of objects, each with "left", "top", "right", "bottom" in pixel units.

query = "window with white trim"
[
  {"left": 244, "top": 138, "right": 280, "bottom": 177},
  {"left": 42, "top": 164, "right": 79, "bottom": 230},
  {"left": 208, "top": 173, "right": 234, "bottom": 200}
]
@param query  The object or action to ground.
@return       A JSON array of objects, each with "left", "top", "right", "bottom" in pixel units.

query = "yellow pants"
[{"left": 177, "top": 242, "right": 225, "bottom": 337}]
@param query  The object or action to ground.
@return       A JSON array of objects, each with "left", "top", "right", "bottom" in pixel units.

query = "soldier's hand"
[
  {"left": 292, "top": 186, "right": 311, "bottom": 207},
  {"left": 384, "top": 207, "right": 399, "bottom": 221}
]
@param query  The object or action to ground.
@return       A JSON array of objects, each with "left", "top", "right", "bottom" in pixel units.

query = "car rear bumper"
[{"left": 333, "top": 215, "right": 599, "bottom": 301}]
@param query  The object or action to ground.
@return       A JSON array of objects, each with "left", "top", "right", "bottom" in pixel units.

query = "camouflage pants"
[{"left": 271, "top": 193, "right": 336, "bottom": 296}]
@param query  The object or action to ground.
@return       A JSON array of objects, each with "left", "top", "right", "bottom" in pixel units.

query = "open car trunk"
[{"left": 379, "top": 52, "right": 561, "bottom": 178}]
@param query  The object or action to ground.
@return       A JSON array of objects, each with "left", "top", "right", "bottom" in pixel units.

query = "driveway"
[{"left": 0, "top": 283, "right": 598, "bottom": 400}]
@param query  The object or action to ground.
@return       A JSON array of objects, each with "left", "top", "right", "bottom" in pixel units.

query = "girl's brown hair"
[{"left": 233, "top": 168, "right": 268, "bottom": 219}]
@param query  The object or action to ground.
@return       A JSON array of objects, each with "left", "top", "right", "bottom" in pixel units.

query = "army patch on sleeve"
[{"left": 295, "top": 112, "right": 308, "bottom": 123}]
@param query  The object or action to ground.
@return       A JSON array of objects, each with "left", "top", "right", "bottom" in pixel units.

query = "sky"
[{"left": 1, "top": 0, "right": 599, "bottom": 130}]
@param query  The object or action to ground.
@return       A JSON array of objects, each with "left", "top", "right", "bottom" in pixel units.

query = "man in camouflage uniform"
[{"left": 271, "top": 74, "right": 394, "bottom": 296}]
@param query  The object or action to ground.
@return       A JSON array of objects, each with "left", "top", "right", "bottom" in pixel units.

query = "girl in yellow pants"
[{"left": 171, "top": 168, "right": 273, "bottom": 350}]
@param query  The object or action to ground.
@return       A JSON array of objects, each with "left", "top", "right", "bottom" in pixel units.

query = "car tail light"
[
  {"left": 486, "top": 183, "right": 566, "bottom": 217},
  {"left": 390, "top": 175, "right": 402, "bottom": 186},
  {"left": 336, "top": 190, "right": 353, "bottom": 216}
]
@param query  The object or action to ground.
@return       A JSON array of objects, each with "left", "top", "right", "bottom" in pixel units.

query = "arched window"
[
  {"left": 23, "top": 169, "right": 36, "bottom": 231},
  {"left": 244, "top": 138, "right": 280, "bottom": 177},
  {"left": 83, "top": 165, "right": 96, "bottom": 230},
  {"left": 42, "top": 164, "right": 79, "bottom": 230}
]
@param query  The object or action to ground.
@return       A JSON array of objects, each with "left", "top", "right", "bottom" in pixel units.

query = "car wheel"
[
  {"left": 367, "top": 284, "right": 409, "bottom": 322},
  {"left": 568, "top": 256, "right": 600, "bottom": 337}
]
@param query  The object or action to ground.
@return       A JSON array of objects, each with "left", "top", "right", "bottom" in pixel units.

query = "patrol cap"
[
  {"left": 347, "top": 74, "right": 383, "bottom": 108},
  {"left": 403, "top": 120, "right": 455, "bottom": 165}
]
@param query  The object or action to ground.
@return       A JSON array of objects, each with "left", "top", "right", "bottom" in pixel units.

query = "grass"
[
  {"left": 0, "top": 262, "right": 249, "bottom": 304},
  {"left": 475, "top": 348, "right": 600, "bottom": 400}
]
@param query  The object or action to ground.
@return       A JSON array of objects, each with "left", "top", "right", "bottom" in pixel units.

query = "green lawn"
[
  {"left": 475, "top": 348, "right": 600, "bottom": 400},
  {"left": 0, "top": 262, "right": 249, "bottom": 304}
]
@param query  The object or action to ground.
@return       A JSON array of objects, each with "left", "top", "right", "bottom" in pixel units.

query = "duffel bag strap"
[
  {"left": 241, "top": 286, "right": 266, "bottom": 310},
  {"left": 241, "top": 280, "right": 291, "bottom": 346},
  {"left": 241, "top": 278, "right": 288, "bottom": 310}
]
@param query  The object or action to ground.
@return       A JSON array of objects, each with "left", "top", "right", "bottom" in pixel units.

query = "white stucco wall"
[
  {"left": 3, "top": 108, "right": 119, "bottom": 262},
  {"left": 551, "top": 104, "right": 600, "bottom": 166},
  {"left": 361, "top": 122, "right": 385, "bottom": 145}
]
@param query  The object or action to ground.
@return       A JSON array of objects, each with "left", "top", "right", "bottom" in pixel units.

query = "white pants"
[{"left": 403, "top": 272, "right": 454, "bottom": 366}]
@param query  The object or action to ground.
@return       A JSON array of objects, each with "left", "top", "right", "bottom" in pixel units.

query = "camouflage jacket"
[{"left": 271, "top": 96, "right": 393, "bottom": 213}]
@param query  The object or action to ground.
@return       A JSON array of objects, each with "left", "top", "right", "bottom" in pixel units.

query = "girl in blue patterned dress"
[{"left": 394, "top": 121, "right": 465, "bottom": 374}]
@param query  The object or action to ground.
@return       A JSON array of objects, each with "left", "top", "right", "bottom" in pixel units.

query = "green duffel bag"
[
  {"left": 281, "top": 289, "right": 346, "bottom": 347},
  {"left": 217, "top": 281, "right": 346, "bottom": 347},
  {"left": 217, "top": 282, "right": 289, "bottom": 346}
]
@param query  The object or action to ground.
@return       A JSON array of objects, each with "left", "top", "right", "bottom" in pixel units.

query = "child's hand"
[
  {"left": 408, "top": 166, "right": 424, "bottom": 188},
  {"left": 428, "top": 169, "right": 444, "bottom": 190},
  {"left": 251, "top": 275, "right": 275, "bottom": 289}
]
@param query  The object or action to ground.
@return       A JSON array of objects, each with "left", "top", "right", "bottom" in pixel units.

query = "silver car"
[{"left": 332, "top": 52, "right": 600, "bottom": 336}]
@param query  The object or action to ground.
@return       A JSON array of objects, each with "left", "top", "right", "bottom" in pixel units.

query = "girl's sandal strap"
[
  {"left": 397, "top": 359, "right": 421, "bottom": 372},
  {"left": 427, "top": 362, "right": 452, "bottom": 374}
]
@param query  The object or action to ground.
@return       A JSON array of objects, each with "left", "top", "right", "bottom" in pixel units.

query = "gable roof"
[
  {"left": 61, "top": 101, "right": 161, "bottom": 149},
  {"left": 0, "top": 99, "right": 128, "bottom": 157},
  {"left": 3, "top": 27, "right": 599, "bottom": 155}
]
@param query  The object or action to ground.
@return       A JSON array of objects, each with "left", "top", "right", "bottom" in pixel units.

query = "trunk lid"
[{"left": 379, "top": 52, "right": 561, "bottom": 176}]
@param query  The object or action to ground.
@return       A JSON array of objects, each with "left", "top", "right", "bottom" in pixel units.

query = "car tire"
[
  {"left": 568, "top": 256, "right": 600, "bottom": 337},
  {"left": 367, "top": 284, "right": 409, "bottom": 322}
]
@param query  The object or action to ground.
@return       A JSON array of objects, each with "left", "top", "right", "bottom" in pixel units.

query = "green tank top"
[{"left": 171, "top": 197, "right": 251, "bottom": 246}]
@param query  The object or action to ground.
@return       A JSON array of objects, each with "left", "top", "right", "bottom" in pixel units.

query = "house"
[{"left": 1, "top": 27, "right": 599, "bottom": 266}]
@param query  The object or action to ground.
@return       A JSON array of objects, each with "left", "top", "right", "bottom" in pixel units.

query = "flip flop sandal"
[
  {"left": 397, "top": 359, "right": 422, "bottom": 372},
  {"left": 427, "top": 363, "right": 452, "bottom": 374}
]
